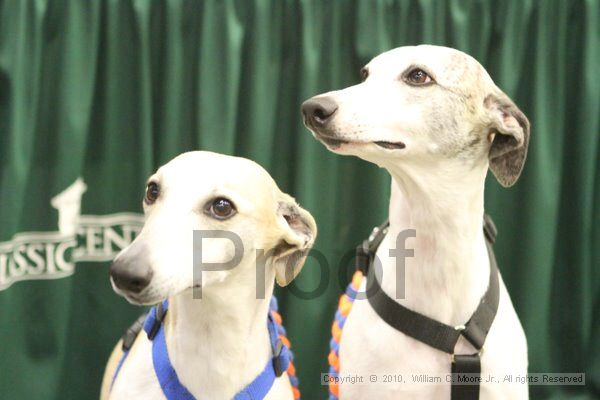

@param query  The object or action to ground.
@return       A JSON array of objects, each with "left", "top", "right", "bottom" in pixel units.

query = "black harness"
[{"left": 356, "top": 215, "right": 500, "bottom": 399}]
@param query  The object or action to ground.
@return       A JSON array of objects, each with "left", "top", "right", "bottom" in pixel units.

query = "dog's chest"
[
  {"left": 339, "top": 288, "right": 451, "bottom": 399},
  {"left": 337, "top": 277, "right": 529, "bottom": 399}
]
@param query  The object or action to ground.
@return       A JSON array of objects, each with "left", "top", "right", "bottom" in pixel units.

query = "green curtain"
[{"left": 0, "top": 1, "right": 598, "bottom": 399}]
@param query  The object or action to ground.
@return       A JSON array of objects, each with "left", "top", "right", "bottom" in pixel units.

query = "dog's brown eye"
[
  {"left": 406, "top": 68, "right": 432, "bottom": 85},
  {"left": 209, "top": 198, "right": 236, "bottom": 220},
  {"left": 360, "top": 67, "right": 369, "bottom": 81},
  {"left": 145, "top": 182, "right": 160, "bottom": 204}
]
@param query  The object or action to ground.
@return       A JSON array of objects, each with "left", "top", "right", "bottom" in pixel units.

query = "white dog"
[
  {"left": 302, "top": 45, "right": 529, "bottom": 399},
  {"left": 100, "top": 151, "right": 316, "bottom": 400}
]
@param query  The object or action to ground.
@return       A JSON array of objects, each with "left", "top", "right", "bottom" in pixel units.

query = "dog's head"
[
  {"left": 301, "top": 45, "right": 530, "bottom": 187},
  {"left": 109, "top": 151, "right": 317, "bottom": 305}
]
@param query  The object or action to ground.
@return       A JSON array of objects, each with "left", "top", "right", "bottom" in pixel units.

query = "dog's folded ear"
[
  {"left": 484, "top": 92, "right": 531, "bottom": 187},
  {"left": 271, "top": 195, "right": 317, "bottom": 287}
]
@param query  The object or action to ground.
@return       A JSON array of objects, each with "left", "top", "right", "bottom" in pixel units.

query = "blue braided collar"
[{"left": 139, "top": 298, "right": 291, "bottom": 400}]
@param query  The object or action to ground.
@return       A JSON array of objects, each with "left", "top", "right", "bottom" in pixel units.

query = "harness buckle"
[
  {"left": 451, "top": 324, "right": 484, "bottom": 363},
  {"left": 368, "top": 226, "right": 380, "bottom": 242},
  {"left": 451, "top": 326, "right": 484, "bottom": 364},
  {"left": 356, "top": 222, "right": 390, "bottom": 275}
]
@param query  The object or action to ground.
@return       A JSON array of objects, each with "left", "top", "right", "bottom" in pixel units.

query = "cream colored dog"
[
  {"left": 100, "top": 151, "right": 316, "bottom": 400},
  {"left": 302, "top": 45, "right": 529, "bottom": 399}
]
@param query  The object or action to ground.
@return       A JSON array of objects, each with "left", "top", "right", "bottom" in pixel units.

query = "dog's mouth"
[
  {"left": 318, "top": 135, "right": 349, "bottom": 149},
  {"left": 126, "top": 285, "right": 201, "bottom": 304},
  {"left": 316, "top": 134, "right": 405, "bottom": 151},
  {"left": 374, "top": 141, "right": 406, "bottom": 150},
  {"left": 113, "top": 283, "right": 161, "bottom": 305}
]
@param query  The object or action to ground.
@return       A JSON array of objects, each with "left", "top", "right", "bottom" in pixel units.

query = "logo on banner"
[{"left": 0, "top": 179, "right": 144, "bottom": 291}]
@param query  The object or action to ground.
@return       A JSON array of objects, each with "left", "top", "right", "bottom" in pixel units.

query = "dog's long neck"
[
  {"left": 164, "top": 266, "right": 275, "bottom": 399},
  {"left": 381, "top": 161, "right": 491, "bottom": 325}
]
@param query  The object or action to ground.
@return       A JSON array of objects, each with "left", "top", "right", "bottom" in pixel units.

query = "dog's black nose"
[
  {"left": 110, "top": 258, "right": 153, "bottom": 294},
  {"left": 301, "top": 97, "right": 338, "bottom": 127}
]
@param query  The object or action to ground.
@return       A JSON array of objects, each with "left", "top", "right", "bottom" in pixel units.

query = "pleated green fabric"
[{"left": 0, "top": 1, "right": 598, "bottom": 399}]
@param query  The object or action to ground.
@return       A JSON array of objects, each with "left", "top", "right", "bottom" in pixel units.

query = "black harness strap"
[
  {"left": 146, "top": 300, "right": 167, "bottom": 340},
  {"left": 121, "top": 313, "right": 147, "bottom": 352},
  {"left": 356, "top": 220, "right": 391, "bottom": 276},
  {"left": 119, "top": 297, "right": 171, "bottom": 351},
  {"left": 451, "top": 353, "right": 481, "bottom": 399},
  {"left": 358, "top": 215, "right": 500, "bottom": 400}
]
